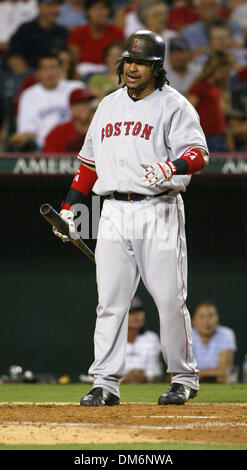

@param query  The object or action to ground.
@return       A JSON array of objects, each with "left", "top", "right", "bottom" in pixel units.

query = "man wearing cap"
[
  {"left": 8, "top": 0, "right": 69, "bottom": 74},
  {"left": 166, "top": 38, "right": 201, "bottom": 96},
  {"left": 44, "top": 87, "right": 97, "bottom": 152},
  {"left": 122, "top": 297, "right": 163, "bottom": 384}
]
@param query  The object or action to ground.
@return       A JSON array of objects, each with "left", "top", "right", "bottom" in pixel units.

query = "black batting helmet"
[{"left": 121, "top": 30, "right": 165, "bottom": 76}]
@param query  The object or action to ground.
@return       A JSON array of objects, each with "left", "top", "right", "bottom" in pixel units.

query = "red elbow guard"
[
  {"left": 180, "top": 147, "right": 206, "bottom": 174},
  {"left": 71, "top": 163, "right": 97, "bottom": 195}
]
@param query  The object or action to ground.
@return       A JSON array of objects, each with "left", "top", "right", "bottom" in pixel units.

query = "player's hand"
[
  {"left": 52, "top": 209, "right": 76, "bottom": 243},
  {"left": 141, "top": 161, "right": 176, "bottom": 187}
]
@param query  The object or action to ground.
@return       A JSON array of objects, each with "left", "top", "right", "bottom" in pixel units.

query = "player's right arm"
[
  {"left": 53, "top": 162, "right": 97, "bottom": 242},
  {"left": 53, "top": 105, "right": 99, "bottom": 242}
]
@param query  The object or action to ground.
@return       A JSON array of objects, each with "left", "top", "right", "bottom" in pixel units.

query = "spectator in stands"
[
  {"left": 207, "top": 19, "right": 247, "bottom": 67},
  {"left": 122, "top": 296, "right": 163, "bottom": 384},
  {"left": 113, "top": 0, "right": 144, "bottom": 39},
  {"left": 227, "top": 115, "right": 247, "bottom": 150},
  {"left": 168, "top": 0, "right": 199, "bottom": 32},
  {"left": 68, "top": 0, "right": 124, "bottom": 78},
  {"left": 0, "top": 0, "right": 38, "bottom": 56},
  {"left": 137, "top": 0, "right": 178, "bottom": 66},
  {"left": 230, "top": 0, "right": 247, "bottom": 46},
  {"left": 56, "top": 46, "right": 79, "bottom": 79},
  {"left": 186, "top": 50, "right": 234, "bottom": 151},
  {"left": 192, "top": 301, "right": 237, "bottom": 383},
  {"left": 8, "top": 0, "right": 68, "bottom": 74},
  {"left": 12, "top": 46, "right": 79, "bottom": 117},
  {"left": 227, "top": 65, "right": 247, "bottom": 150},
  {"left": 10, "top": 53, "right": 84, "bottom": 150},
  {"left": 181, "top": 0, "right": 244, "bottom": 63},
  {"left": 166, "top": 37, "right": 201, "bottom": 95},
  {"left": 222, "top": 58, "right": 247, "bottom": 151},
  {"left": 87, "top": 41, "right": 124, "bottom": 99},
  {"left": 230, "top": 64, "right": 247, "bottom": 92},
  {"left": 43, "top": 87, "right": 96, "bottom": 152},
  {"left": 57, "top": 0, "right": 87, "bottom": 30}
]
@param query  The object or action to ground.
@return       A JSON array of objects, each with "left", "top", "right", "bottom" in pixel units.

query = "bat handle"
[
  {"left": 40, "top": 203, "right": 95, "bottom": 263},
  {"left": 40, "top": 203, "right": 69, "bottom": 236}
]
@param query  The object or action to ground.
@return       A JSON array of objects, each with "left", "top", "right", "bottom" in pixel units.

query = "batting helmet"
[{"left": 121, "top": 30, "right": 165, "bottom": 75}]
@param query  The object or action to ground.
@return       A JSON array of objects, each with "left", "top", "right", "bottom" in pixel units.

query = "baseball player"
[{"left": 54, "top": 30, "right": 209, "bottom": 406}]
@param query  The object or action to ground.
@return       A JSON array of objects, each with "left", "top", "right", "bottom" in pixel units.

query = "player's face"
[
  {"left": 123, "top": 58, "right": 155, "bottom": 98},
  {"left": 192, "top": 304, "right": 219, "bottom": 337}
]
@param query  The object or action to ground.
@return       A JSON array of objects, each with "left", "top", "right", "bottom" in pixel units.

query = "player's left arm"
[
  {"left": 142, "top": 98, "right": 210, "bottom": 186},
  {"left": 142, "top": 146, "right": 209, "bottom": 187}
]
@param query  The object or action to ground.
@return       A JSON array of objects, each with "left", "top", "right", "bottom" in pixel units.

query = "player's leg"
[
  {"left": 81, "top": 200, "right": 140, "bottom": 405},
  {"left": 132, "top": 195, "right": 199, "bottom": 402}
]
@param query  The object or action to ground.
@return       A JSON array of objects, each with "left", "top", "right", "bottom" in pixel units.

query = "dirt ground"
[{"left": 0, "top": 402, "right": 246, "bottom": 445}]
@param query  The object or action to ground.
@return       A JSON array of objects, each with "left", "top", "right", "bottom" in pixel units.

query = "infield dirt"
[{"left": 0, "top": 402, "right": 247, "bottom": 445}]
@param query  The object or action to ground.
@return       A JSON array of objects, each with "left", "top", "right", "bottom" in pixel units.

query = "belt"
[{"left": 109, "top": 190, "right": 171, "bottom": 202}]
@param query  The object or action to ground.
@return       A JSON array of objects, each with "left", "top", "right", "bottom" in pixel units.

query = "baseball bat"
[{"left": 40, "top": 203, "right": 95, "bottom": 263}]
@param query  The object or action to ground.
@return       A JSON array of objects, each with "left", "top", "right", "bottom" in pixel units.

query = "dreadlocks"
[{"left": 116, "top": 58, "right": 169, "bottom": 91}]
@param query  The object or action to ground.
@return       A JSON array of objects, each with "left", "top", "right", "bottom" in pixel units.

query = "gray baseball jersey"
[{"left": 78, "top": 85, "right": 208, "bottom": 196}]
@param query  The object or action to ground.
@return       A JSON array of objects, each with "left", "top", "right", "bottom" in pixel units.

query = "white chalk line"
[
  {"left": 133, "top": 415, "right": 217, "bottom": 419},
  {"left": 1, "top": 421, "right": 247, "bottom": 431}
]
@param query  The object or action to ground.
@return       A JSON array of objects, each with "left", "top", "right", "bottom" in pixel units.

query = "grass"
[
  {"left": 0, "top": 382, "right": 247, "bottom": 403},
  {"left": 0, "top": 443, "right": 247, "bottom": 451}
]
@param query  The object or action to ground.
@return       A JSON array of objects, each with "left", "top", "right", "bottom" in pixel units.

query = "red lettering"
[
  {"left": 124, "top": 121, "right": 134, "bottom": 135},
  {"left": 140, "top": 124, "right": 153, "bottom": 140},
  {"left": 132, "top": 121, "right": 142, "bottom": 136},
  {"left": 106, "top": 123, "right": 113, "bottom": 138},
  {"left": 114, "top": 122, "right": 122, "bottom": 136},
  {"left": 102, "top": 121, "right": 154, "bottom": 141}
]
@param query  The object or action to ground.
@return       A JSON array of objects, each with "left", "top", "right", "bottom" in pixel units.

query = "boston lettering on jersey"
[{"left": 101, "top": 121, "right": 153, "bottom": 142}]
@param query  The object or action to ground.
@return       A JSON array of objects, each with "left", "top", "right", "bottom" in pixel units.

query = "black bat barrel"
[
  {"left": 40, "top": 204, "right": 70, "bottom": 236},
  {"left": 40, "top": 203, "right": 95, "bottom": 263}
]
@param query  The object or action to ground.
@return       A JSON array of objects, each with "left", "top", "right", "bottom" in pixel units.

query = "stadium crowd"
[{"left": 0, "top": 0, "right": 247, "bottom": 152}]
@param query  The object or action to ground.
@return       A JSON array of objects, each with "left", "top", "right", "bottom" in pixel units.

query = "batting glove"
[
  {"left": 52, "top": 209, "right": 76, "bottom": 243},
  {"left": 141, "top": 161, "right": 177, "bottom": 187}
]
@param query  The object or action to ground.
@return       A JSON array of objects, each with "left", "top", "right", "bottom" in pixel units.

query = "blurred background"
[{"left": 0, "top": 0, "right": 246, "bottom": 384}]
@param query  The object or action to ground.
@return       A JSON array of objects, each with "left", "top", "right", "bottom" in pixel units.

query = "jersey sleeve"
[
  {"left": 77, "top": 119, "right": 95, "bottom": 166},
  {"left": 77, "top": 100, "right": 102, "bottom": 166},
  {"left": 166, "top": 99, "right": 209, "bottom": 160}
]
